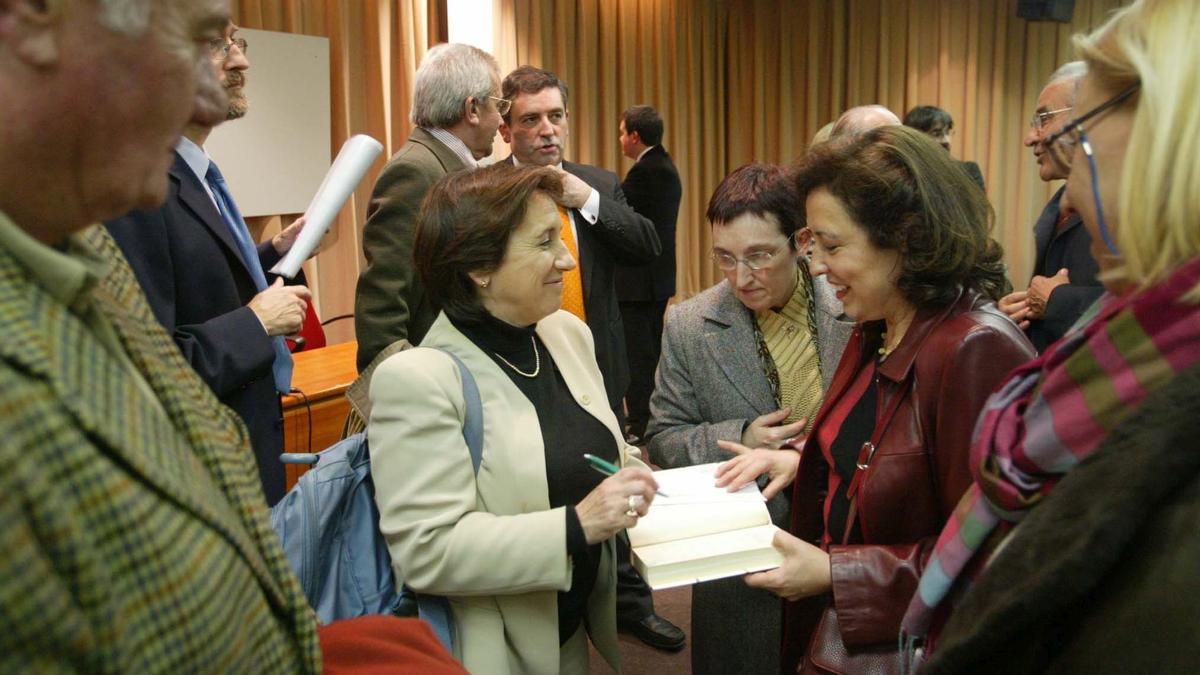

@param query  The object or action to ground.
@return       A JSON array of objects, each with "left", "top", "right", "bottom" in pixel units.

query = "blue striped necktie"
[{"left": 204, "top": 161, "right": 293, "bottom": 394}]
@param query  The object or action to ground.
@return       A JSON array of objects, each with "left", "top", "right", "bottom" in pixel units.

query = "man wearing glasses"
[
  {"left": 355, "top": 43, "right": 505, "bottom": 371},
  {"left": 106, "top": 22, "right": 312, "bottom": 506},
  {"left": 999, "top": 61, "right": 1104, "bottom": 352}
]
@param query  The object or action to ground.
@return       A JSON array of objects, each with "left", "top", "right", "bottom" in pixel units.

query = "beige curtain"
[
  {"left": 231, "top": 0, "right": 441, "bottom": 344},
  {"left": 496, "top": 0, "right": 1130, "bottom": 299},
  {"left": 228, "top": 0, "right": 1128, "bottom": 346}
]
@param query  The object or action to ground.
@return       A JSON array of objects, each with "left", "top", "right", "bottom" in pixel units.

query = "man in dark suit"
[
  {"left": 999, "top": 62, "right": 1103, "bottom": 352},
  {"left": 903, "top": 104, "right": 987, "bottom": 191},
  {"left": 499, "top": 65, "right": 685, "bottom": 652},
  {"left": 355, "top": 43, "right": 505, "bottom": 371},
  {"left": 614, "top": 105, "right": 682, "bottom": 442},
  {"left": 106, "top": 23, "right": 311, "bottom": 505}
]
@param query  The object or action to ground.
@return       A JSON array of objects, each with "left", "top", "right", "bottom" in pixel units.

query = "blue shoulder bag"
[{"left": 270, "top": 348, "right": 482, "bottom": 652}]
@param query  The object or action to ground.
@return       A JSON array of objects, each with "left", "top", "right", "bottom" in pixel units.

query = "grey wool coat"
[{"left": 644, "top": 272, "right": 852, "bottom": 675}]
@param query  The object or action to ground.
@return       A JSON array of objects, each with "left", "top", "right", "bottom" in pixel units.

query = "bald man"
[{"left": 830, "top": 104, "right": 901, "bottom": 138}]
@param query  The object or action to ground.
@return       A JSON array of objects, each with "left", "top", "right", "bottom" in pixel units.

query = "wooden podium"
[{"left": 281, "top": 340, "right": 358, "bottom": 489}]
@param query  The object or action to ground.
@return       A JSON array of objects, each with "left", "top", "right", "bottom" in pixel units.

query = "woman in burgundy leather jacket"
[{"left": 720, "top": 125, "right": 1035, "bottom": 673}]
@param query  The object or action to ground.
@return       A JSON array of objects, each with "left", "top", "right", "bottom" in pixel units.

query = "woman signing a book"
[
  {"left": 366, "top": 164, "right": 657, "bottom": 674},
  {"left": 719, "top": 126, "right": 1034, "bottom": 673}
]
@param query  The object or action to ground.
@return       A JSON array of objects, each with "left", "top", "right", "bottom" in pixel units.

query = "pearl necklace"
[{"left": 493, "top": 336, "right": 541, "bottom": 378}]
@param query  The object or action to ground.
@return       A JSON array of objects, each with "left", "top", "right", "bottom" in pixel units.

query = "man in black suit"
[
  {"left": 903, "top": 104, "right": 987, "bottom": 191},
  {"left": 614, "top": 105, "right": 681, "bottom": 442},
  {"left": 106, "top": 23, "right": 311, "bottom": 505},
  {"left": 499, "top": 66, "right": 685, "bottom": 652},
  {"left": 999, "top": 61, "right": 1103, "bottom": 352}
]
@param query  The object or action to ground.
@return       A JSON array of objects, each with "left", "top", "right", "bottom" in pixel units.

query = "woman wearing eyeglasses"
[
  {"left": 904, "top": 1, "right": 1200, "bottom": 671},
  {"left": 643, "top": 163, "right": 852, "bottom": 675},
  {"left": 719, "top": 127, "right": 1034, "bottom": 674}
]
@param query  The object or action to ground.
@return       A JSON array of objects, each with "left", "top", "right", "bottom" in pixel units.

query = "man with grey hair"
[
  {"left": 830, "top": 104, "right": 902, "bottom": 137},
  {"left": 355, "top": 42, "right": 505, "bottom": 370},
  {"left": 998, "top": 61, "right": 1103, "bottom": 351},
  {"left": 0, "top": 0, "right": 325, "bottom": 670}
]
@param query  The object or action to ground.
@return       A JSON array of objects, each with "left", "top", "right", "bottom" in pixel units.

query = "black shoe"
[{"left": 618, "top": 613, "right": 686, "bottom": 652}]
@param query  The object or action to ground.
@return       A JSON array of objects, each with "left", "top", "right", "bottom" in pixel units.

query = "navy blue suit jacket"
[{"left": 105, "top": 152, "right": 293, "bottom": 504}]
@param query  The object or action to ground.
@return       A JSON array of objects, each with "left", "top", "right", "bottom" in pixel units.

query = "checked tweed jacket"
[{"left": 0, "top": 224, "right": 319, "bottom": 673}]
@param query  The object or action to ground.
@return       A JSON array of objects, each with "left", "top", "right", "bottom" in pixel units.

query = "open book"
[{"left": 628, "top": 462, "right": 782, "bottom": 589}]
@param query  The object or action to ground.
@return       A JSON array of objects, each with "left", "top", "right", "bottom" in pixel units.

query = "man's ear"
[
  {"left": 630, "top": 130, "right": 642, "bottom": 146},
  {"left": 498, "top": 119, "right": 512, "bottom": 144},
  {"left": 463, "top": 96, "right": 481, "bottom": 125},
  {"left": 0, "top": 0, "right": 63, "bottom": 68}
]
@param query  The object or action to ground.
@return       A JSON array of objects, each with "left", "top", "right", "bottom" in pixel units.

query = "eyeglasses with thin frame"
[
  {"left": 1043, "top": 82, "right": 1140, "bottom": 153},
  {"left": 1029, "top": 106, "right": 1072, "bottom": 131},
  {"left": 208, "top": 37, "right": 248, "bottom": 59},
  {"left": 712, "top": 233, "right": 796, "bottom": 272},
  {"left": 488, "top": 96, "right": 512, "bottom": 116},
  {"left": 1043, "top": 81, "right": 1141, "bottom": 256}
]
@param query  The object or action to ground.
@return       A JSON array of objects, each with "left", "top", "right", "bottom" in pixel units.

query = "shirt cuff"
[
  {"left": 565, "top": 506, "right": 589, "bottom": 559},
  {"left": 577, "top": 188, "right": 600, "bottom": 224}
]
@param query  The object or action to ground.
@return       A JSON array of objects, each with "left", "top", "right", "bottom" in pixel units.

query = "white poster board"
[{"left": 207, "top": 28, "right": 331, "bottom": 217}]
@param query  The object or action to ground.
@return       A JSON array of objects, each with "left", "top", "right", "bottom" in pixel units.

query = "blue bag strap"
[
  {"left": 414, "top": 347, "right": 484, "bottom": 652},
  {"left": 430, "top": 347, "right": 483, "bottom": 475}
]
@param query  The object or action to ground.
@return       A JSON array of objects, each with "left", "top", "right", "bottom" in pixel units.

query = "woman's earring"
[{"left": 479, "top": 279, "right": 490, "bottom": 288}]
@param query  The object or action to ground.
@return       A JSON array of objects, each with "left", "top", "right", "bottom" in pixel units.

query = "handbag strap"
[
  {"left": 412, "top": 347, "right": 484, "bottom": 653},
  {"left": 840, "top": 377, "right": 909, "bottom": 545},
  {"left": 429, "top": 347, "right": 484, "bottom": 474}
]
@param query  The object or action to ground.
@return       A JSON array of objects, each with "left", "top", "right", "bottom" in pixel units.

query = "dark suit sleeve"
[
  {"left": 105, "top": 211, "right": 274, "bottom": 399},
  {"left": 354, "top": 158, "right": 437, "bottom": 371},
  {"left": 588, "top": 173, "right": 662, "bottom": 265},
  {"left": 1042, "top": 283, "right": 1105, "bottom": 342},
  {"left": 620, "top": 162, "right": 654, "bottom": 214}
]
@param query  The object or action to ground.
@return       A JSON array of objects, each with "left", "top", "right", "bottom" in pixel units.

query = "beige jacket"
[{"left": 369, "top": 310, "right": 640, "bottom": 674}]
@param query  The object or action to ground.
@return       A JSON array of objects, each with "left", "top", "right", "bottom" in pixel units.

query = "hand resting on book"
[{"left": 714, "top": 439, "right": 803, "bottom": 499}]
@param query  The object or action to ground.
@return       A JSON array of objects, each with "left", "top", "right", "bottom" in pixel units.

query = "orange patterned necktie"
[{"left": 557, "top": 205, "right": 587, "bottom": 321}]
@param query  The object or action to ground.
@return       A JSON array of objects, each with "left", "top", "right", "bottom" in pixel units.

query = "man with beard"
[{"left": 106, "top": 21, "right": 312, "bottom": 506}]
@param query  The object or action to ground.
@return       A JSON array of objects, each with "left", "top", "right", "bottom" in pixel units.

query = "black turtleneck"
[{"left": 449, "top": 312, "right": 620, "bottom": 644}]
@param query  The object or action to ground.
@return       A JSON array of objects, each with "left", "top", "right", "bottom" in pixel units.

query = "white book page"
[{"left": 628, "top": 463, "right": 772, "bottom": 548}]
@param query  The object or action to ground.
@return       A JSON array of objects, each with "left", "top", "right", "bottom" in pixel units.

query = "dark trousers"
[
  {"left": 619, "top": 299, "right": 667, "bottom": 439},
  {"left": 615, "top": 530, "right": 655, "bottom": 620}
]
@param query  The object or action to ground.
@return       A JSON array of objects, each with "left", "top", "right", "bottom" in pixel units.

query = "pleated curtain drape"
[
  {"left": 496, "top": 0, "right": 1130, "bottom": 297},
  {"left": 229, "top": 0, "right": 1128, "bottom": 344}
]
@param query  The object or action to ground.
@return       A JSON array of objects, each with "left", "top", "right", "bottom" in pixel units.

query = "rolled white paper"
[{"left": 270, "top": 134, "right": 384, "bottom": 278}]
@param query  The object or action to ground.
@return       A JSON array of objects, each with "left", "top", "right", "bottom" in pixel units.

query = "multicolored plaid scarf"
[{"left": 901, "top": 255, "right": 1200, "bottom": 651}]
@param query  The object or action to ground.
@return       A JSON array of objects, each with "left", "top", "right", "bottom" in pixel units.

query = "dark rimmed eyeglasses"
[
  {"left": 1043, "top": 81, "right": 1140, "bottom": 256},
  {"left": 208, "top": 37, "right": 248, "bottom": 59}
]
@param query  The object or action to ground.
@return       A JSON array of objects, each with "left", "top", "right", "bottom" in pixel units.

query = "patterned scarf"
[{"left": 901, "top": 255, "right": 1200, "bottom": 651}]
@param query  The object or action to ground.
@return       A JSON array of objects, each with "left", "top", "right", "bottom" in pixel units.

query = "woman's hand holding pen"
[
  {"left": 714, "top": 432, "right": 805, "bottom": 500},
  {"left": 576, "top": 467, "right": 658, "bottom": 545}
]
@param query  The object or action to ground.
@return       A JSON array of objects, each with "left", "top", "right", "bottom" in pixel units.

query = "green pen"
[{"left": 583, "top": 453, "right": 669, "bottom": 497}]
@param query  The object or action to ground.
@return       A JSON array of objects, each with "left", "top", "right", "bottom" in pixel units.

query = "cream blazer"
[{"left": 369, "top": 310, "right": 642, "bottom": 674}]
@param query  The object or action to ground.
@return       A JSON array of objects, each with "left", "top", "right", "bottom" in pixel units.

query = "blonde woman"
[{"left": 907, "top": 0, "right": 1200, "bottom": 671}]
